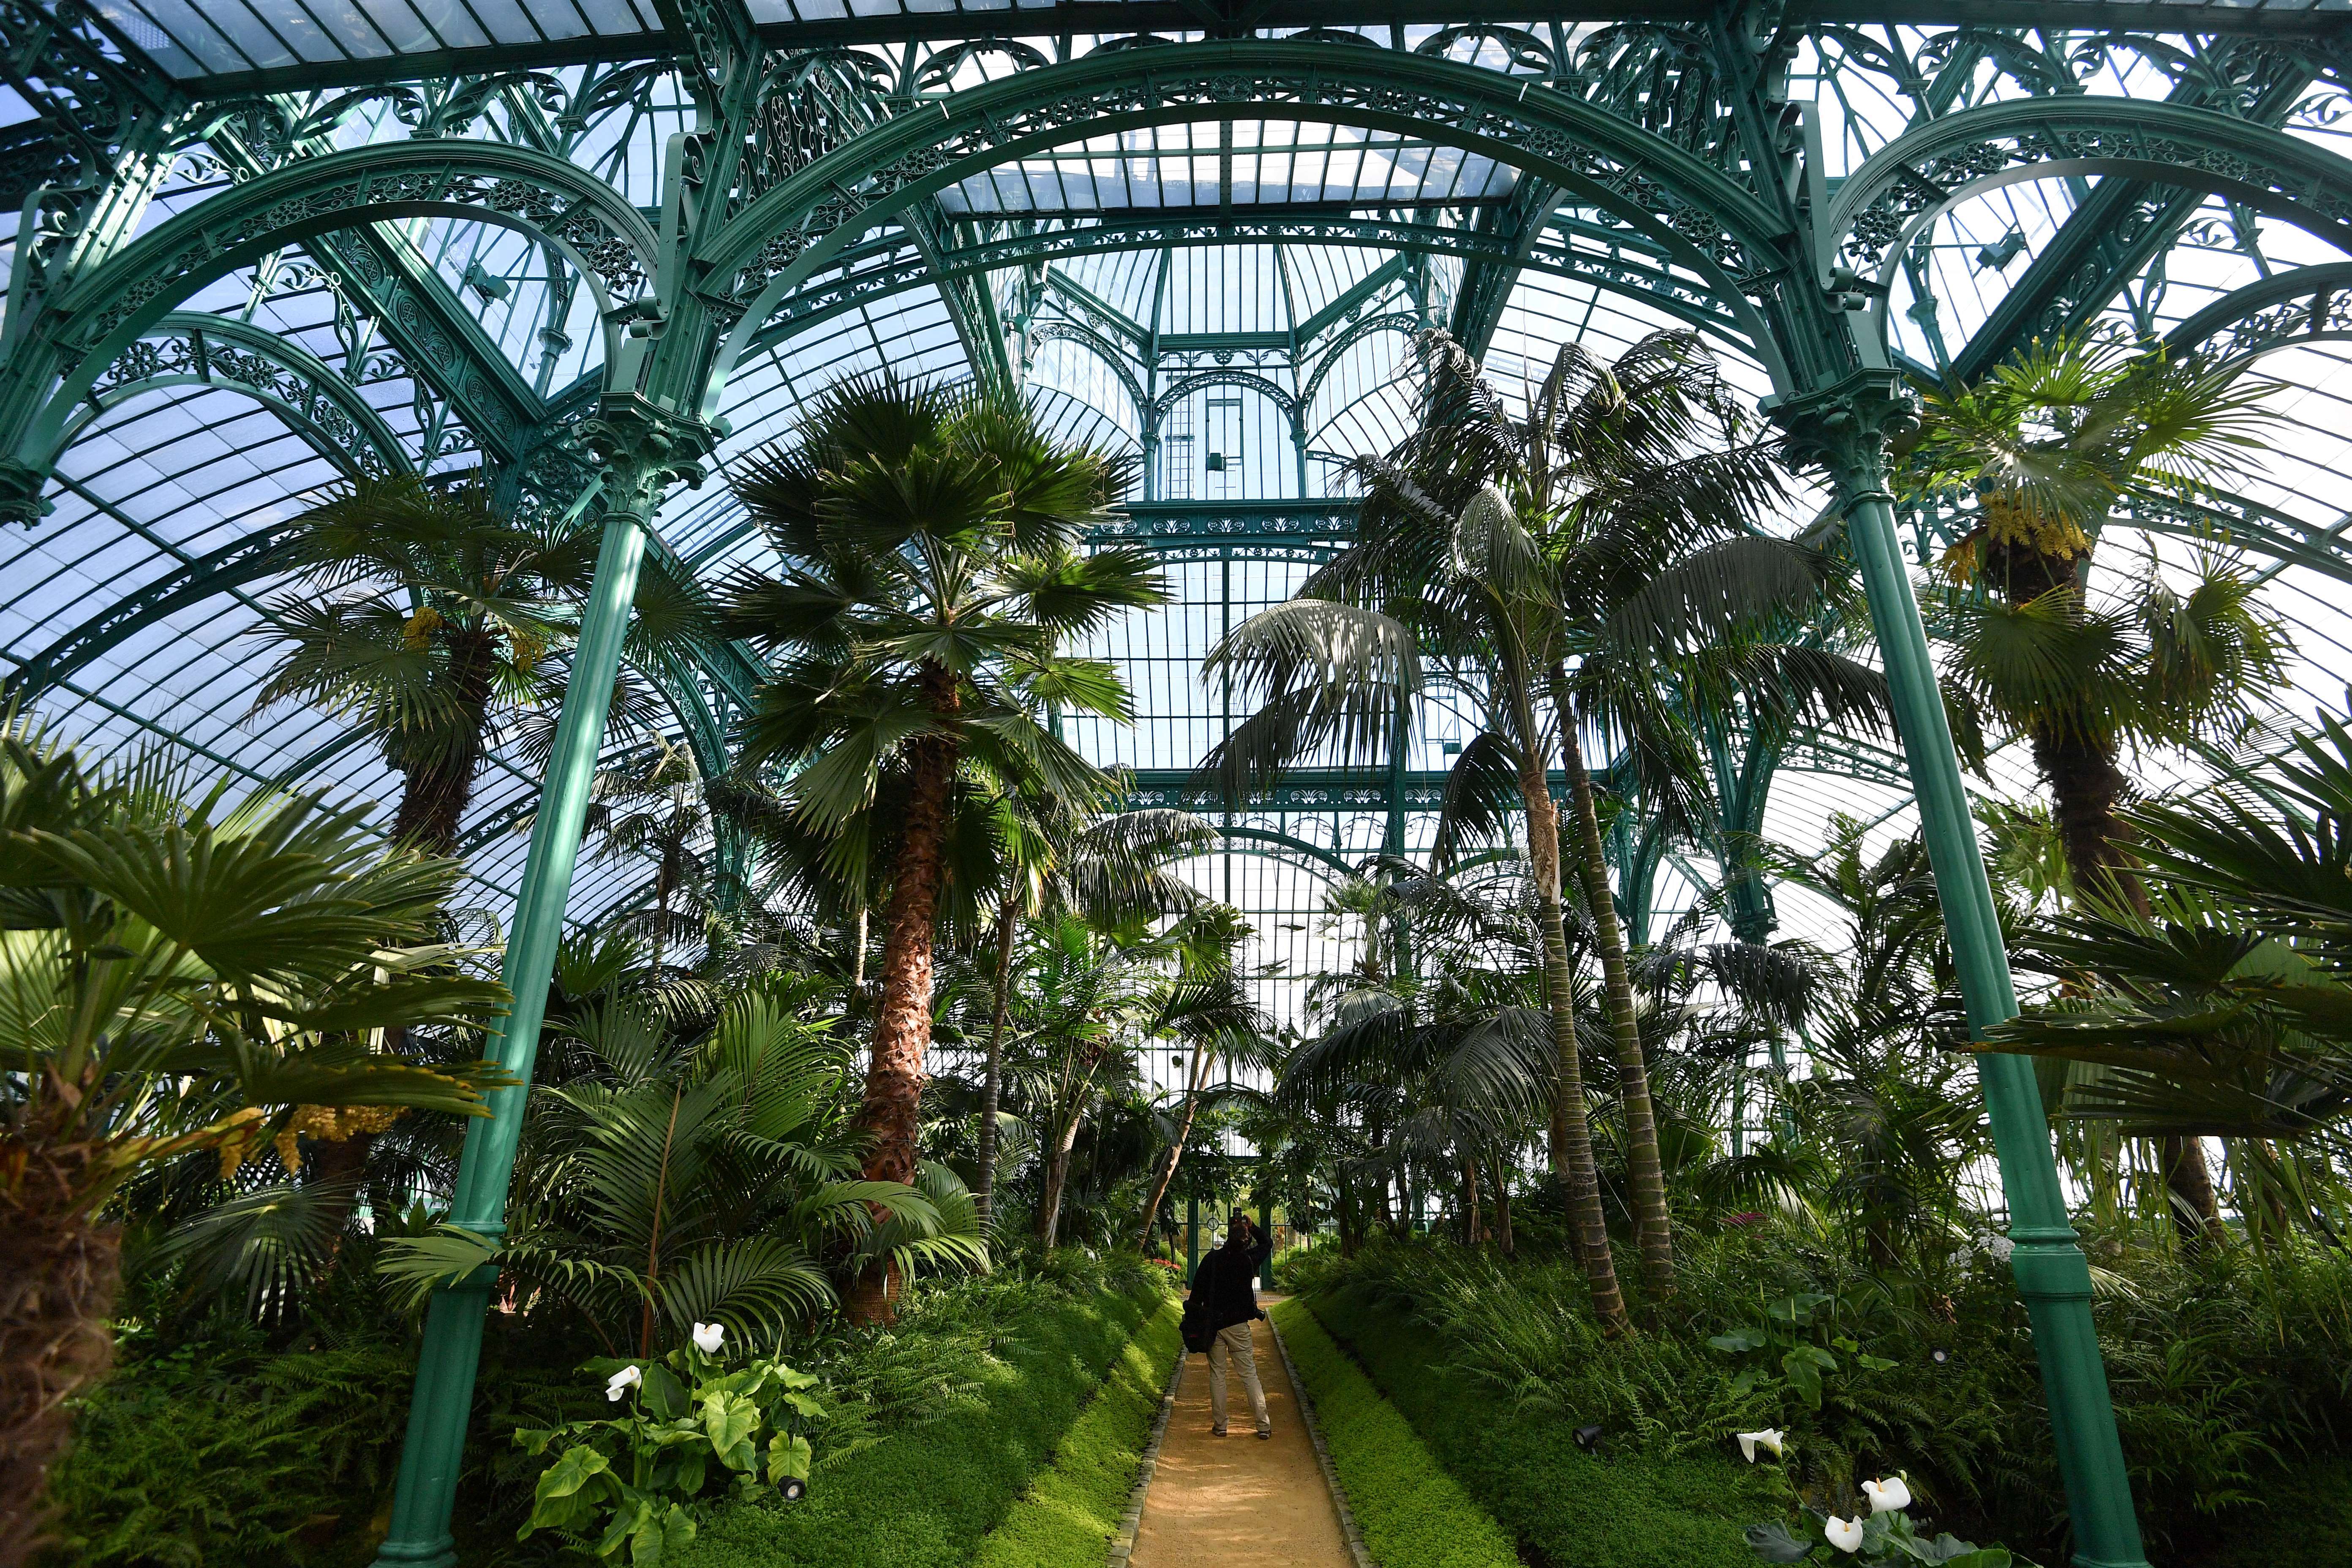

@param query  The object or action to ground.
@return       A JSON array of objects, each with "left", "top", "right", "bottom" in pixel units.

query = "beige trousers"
[{"left": 1207, "top": 1320, "right": 1269, "bottom": 1435}]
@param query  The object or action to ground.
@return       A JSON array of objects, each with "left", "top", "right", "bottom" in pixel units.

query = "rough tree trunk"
[
  {"left": 1035, "top": 1102, "right": 1084, "bottom": 1249},
  {"left": 2161, "top": 1135, "right": 2227, "bottom": 1257},
  {"left": 1495, "top": 1171, "right": 1514, "bottom": 1258},
  {"left": 0, "top": 1145, "right": 119, "bottom": 1568},
  {"left": 975, "top": 897, "right": 1017, "bottom": 1230},
  {"left": 1134, "top": 1055, "right": 1206, "bottom": 1252},
  {"left": 1513, "top": 686, "right": 1627, "bottom": 1332},
  {"left": 845, "top": 663, "right": 959, "bottom": 1326},
  {"left": 1462, "top": 1155, "right": 1482, "bottom": 1245},
  {"left": 1557, "top": 705, "right": 1675, "bottom": 1305}
]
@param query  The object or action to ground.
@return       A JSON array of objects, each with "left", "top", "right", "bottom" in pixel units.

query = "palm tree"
[
  {"left": 719, "top": 373, "right": 1165, "bottom": 1322},
  {"left": 1901, "top": 330, "right": 2292, "bottom": 1243},
  {"left": 583, "top": 740, "right": 715, "bottom": 967},
  {"left": 976, "top": 803, "right": 1219, "bottom": 1229},
  {"left": 247, "top": 474, "right": 595, "bottom": 855},
  {"left": 0, "top": 718, "right": 507, "bottom": 1564},
  {"left": 1206, "top": 327, "right": 1873, "bottom": 1321},
  {"left": 380, "top": 973, "right": 985, "bottom": 1351},
  {"left": 1129, "top": 905, "right": 1272, "bottom": 1250}
]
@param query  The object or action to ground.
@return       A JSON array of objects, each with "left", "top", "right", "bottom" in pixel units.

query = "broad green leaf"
[
  {"left": 768, "top": 1432, "right": 813, "bottom": 1485},
  {"left": 1744, "top": 1521, "right": 1817, "bottom": 1563},
  {"left": 642, "top": 1362, "right": 690, "bottom": 1421}
]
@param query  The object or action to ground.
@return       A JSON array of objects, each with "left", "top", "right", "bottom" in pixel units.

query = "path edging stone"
[
  {"left": 1268, "top": 1310, "right": 1376, "bottom": 1568},
  {"left": 1105, "top": 1328, "right": 1186, "bottom": 1565}
]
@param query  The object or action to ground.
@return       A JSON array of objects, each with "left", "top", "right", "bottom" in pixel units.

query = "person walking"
[{"left": 1183, "top": 1212, "right": 1273, "bottom": 1438}]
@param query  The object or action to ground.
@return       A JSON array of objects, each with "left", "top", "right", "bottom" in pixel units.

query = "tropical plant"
[
  {"left": 1901, "top": 330, "right": 2291, "bottom": 908},
  {"left": 977, "top": 801, "right": 1216, "bottom": 1228},
  {"left": 1990, "top": 713, "right": 2352, "bottom": 1249},
  {"left": 0, "top": 717, "right": 506, "bottom": 1564},
  {"left": 514, "top": 1323, "right": 820, "bottom": 1565},
  {"left": 718, "top": 373, "right": 1164, "bottom": 1321},
  {"left": 1207, "top": 326, "right": 1879, "bottom": 1323},
  {"left": 584, "top": 740, "right": 719, "bottom": 967}
]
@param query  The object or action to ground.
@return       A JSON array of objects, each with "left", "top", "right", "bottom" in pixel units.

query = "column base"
[{"left": 370, "top": 1535, "right": 457, "bottom": 1568}]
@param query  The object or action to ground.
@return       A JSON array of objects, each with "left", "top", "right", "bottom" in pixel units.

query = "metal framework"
[{"left": 8, "top": 3, "right": 2352, "bottom": 1563}]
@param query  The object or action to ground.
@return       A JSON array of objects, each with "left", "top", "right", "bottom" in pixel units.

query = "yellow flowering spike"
[
  {"left": 401, "top": 606, "right": 445, "bottom": 651},
  {"left": 1981, "top": 490, "right": 2091, "bottom": 561}
]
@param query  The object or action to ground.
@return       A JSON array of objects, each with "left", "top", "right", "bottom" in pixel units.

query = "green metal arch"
[
  {"left": 67, "top": 313, "right": 413, "bottom": 477},
  {"left": 1301, "top": 311, "right": 1423, "bottom": 421},
  {"left": 10, "top": 142, "right": 662, "bottom": 476},
  {"left": 1820, "top": 99, "right": 2352, "bottom": 366},
  {"left": 1151, "top": 370, "right": 1298, "bottom": 427},
  {"left": 1024, "top": 318, "right": 1149, "bottom": 424},
  {"left": 691, "top": 40, "right": 1789, "bottom": 414},
  {"left": 2162, "top": 262, "right": 2352, "bottom": 368},
  {"left": 1206, "top": 824, "right": 1358, "bottom": 882}
]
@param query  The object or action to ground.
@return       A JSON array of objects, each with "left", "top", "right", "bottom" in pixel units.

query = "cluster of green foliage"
[
  {"left": 967, "top": 1296, "right": 1181, "bottom": 1566},
  {"left": 1288, "top": 1232, "right": 2352, "bottom": 1565},
  {"left": 1266, "top": 1298, "right": 1517, "bottom": 1568},
  {"left": 674, "top": 1252, "right": 1169, "bottom": 1568},
  {"left": 1294, "top": 1269, "right": 1772, "bottom": 1568}
]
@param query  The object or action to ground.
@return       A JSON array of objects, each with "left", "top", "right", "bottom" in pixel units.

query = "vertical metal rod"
[
  {"left": 372, "top": 498, "right": 651, "bottom": 1568},
  {"left": 1840, "top": 472, "right": 2149, "bottom": 1568},
  {"left": 1187, "top": 1193, "right": 1200, "bottom": 1280}
]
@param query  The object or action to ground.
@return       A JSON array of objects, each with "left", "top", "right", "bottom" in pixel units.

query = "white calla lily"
[
  {"left": 1862, "top": 1476, "right": 1912, "bottom": 1515},
  {"left": 1734, "top": 1429, "right": 1786, "bottom": 1463},
  {"left": 693, "top": 1321, "right": 726, "bottom": 1355},
  {"left": 605, "top": 1365, "right": 642, "bottom": 1402},
  {"left": 1825, "top": 1516, "right": 1866, "bottom": 1554}
]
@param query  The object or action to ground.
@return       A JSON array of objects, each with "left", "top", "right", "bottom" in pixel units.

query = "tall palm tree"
[
  {"left": 1900, "top": 330, "right": 2291, "bottom": 1244},
  {"left": 583, "top": 740, "right": 715, "bottom": 967},
  {"left": 0, "top": 719, "right": 506, "bottom": 1564},
  {"left": 247, "top": 474, "right": 597, "bottom": 856},
  {"left": 1206, "top": 327, "right": 1873, "bottom": 1321},
  {"left": 719, "top": 374, "right": 1165, "bottom": 1322},
  {"left": 1129, "top": 904, "right": 1272, "bottom": 1250}
]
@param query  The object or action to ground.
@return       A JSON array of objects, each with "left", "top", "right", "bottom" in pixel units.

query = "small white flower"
[
  {"left": 1735, "top": 1428, "right": 1787, "bottom": 1463},
  {"left": 605, "top": 1365, "right": 642, "bottom": 1402},
  {"left": 1826, "top": 1516, "right": 1866, "bottom": 1554},
  {"left": 692, "top": 1321, "right": 725, "bottom": 1356},
  {"left": 1862, "top": 1476, "right": 1912, "bottom": 1515}
]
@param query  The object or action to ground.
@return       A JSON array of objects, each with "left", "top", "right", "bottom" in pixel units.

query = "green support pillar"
[
  {"left": 1187, "top": 1194, "right": 1200, "bottom": 1281},
  {"left": 373, "top": 399, "right": 713, "bottom": 1568},
  {"left": 1774, "top": 373, "right": 2148, "bottom": 1568}
]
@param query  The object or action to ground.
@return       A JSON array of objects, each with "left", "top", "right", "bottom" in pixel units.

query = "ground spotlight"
[{"left": 1574, "top": 1424, "right": 1604, "bottom": 1452}]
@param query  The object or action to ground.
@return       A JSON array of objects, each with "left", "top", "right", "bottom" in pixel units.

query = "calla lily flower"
[
  {"left": 1862, "top": 1476, "right": 1912, "bottom": 1514},
  {"left": 605, "top": 1365, "right": 642, "bottom": 1402},
  {"left": 1825, "top": 1516, "right": 1865, "bottom": 1554},
  {"left": 693, "top": 1322, "right": 726, "bottom": 1355},
  {"left": 1735, "top": 1429, "right": 1786, "bottom": 1463}
]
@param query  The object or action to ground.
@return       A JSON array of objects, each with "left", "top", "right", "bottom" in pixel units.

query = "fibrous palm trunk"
[
  {"left": 1513, "top": 688, "right": 1627, "bottom": 1332},
  {"left": 1557, "top": 708, "right": 1676, "bottom": 1305},
  {"left": 975, "top": 897, "right": 1017, "bottom": 1230},
  {"left": 846, "top": 663, "right": 960, "bottom": 1325},
  {"left": 0, "top": 1140, "right": 117, "bottom": 1568},
  {"left": 1036, "top": 1098, "right": 1085, "bottom": 1249},
  {"left": 1134, "top": 1052, "right": 1206, "bottom": 1251}
]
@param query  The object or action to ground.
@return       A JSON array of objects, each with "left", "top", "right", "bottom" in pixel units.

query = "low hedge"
[
  {"left": 677, "top": 1273, "right": 1164, "bottom": 1568},
  {"left": 969, "top": 1297, "right": 1181, "bottom": 1566},
  {"left": 1269, "top": 1298, "right": 1517, "bottom": 1568},
  {"left": 1304, "top": 1283, "right": 1772, "bottom": 1568}
]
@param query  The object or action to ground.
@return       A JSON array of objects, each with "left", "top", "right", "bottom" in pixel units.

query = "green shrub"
[
  {"left": 1269, "top": 1298, "right": 1516, "bottom": 1568},
  {"left": 969, "top": 1298, "right": 1181, "bottom": 1566},
  {"left": 675, "top": 1260, "right": 1169, "bottom": 1568},
  {"left": 1304, "top": 1281, "right": 1772, "bottom": 1568}
]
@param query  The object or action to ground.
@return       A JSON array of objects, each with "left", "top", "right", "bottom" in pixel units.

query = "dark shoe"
[
  {"left": 1211, "top": 1427, "right": 1227, "bottom": 1436},
  {"left": 1256, "top": 1430, "right": 1272, "bottom": 1440}
]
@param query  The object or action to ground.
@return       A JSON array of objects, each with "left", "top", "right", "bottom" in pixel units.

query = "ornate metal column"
[
  {"left": 373, "top": 397, "right": 716, "bottom": 1568},
  {"left": 1773, "top": 371, "right": 2148, "bottom": 1568}
]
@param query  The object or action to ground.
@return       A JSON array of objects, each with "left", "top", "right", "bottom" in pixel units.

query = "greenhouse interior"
[{"left": 13, "top": 1, "right": 2352, "bottom": 1566}]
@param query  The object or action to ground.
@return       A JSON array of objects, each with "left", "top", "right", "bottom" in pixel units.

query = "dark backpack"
[{"left": 1180, "top": 1290, "right": 1214, "bottom": 1354}]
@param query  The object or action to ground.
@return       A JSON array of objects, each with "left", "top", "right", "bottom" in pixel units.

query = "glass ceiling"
[{"left": 8, "top": 8, "right": 2352, "bottom": 1082}]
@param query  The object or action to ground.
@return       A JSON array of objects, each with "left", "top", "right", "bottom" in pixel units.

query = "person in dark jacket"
[{"left": 1187, "top": 1213, "right": 1272, "bottom": 1437}]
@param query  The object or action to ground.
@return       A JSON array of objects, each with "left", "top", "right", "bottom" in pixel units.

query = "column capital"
[
  {"left": 1763, "top": 370, "right": 1922, "bottom": 489},
  {"left": 580, "top": 393, "right": 723, "bottom": 516},
  {"left": 0, "top": 458, "right": 52, "bottom": 526}
]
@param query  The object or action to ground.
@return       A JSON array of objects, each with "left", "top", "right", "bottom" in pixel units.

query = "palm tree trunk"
[
  {"left": 391, "top": 627, "right": 496, "bottom": 857},
  {"left": 975, "top": 897, "right": 1017, "bottom": 1230},
  {"left": 1037, "top": 1100, "right": 1084, "bottom": 1249},
  {"left": 0, "top": 1143, "right": 117, "bottom": 1568},
  {"left": 2160, "top": 1135, "right": 2226, "bottom": 1257},
  {"left": 846, "top": 664, "right": 959, "bottom": 1326},
  {"left": 1555, "top": 703, "right": 1675, "bottom": 1305},
  {"left": 1462, "top": 1154, "right": 1482, "bottom": 1244},
  {"left": 1135, "top": 1085, "right": 1203, "bottom": 1252},
  {"left": 1494, "top": 1167, "right": 1514, "bottom": 1258},
  {"left": 1512, "top": 686, "right": 1626, "bottom": 1331}
]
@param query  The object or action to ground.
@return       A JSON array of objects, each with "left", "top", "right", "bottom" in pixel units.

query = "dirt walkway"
[{"left": 1127, "top": 1304, "right": 1353, "bottom": 1568}]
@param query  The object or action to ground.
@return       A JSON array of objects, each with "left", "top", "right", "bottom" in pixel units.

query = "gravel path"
[{"left": 1126, "top": 1310, "right": 1354, "bottom": 1568}]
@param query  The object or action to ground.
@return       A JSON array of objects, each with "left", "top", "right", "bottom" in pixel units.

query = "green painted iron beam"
[
  {"left": 159, "top": 4, "right": 2352, "bottom": 98},
  {"left": 1448, "top": 171, "right": 1560, "bottom": 357},
  {"left": 1946, "top": 41, "right": 2314, "bottom": 383}
]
